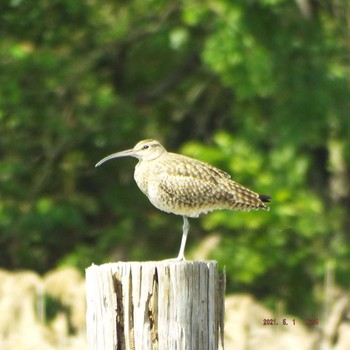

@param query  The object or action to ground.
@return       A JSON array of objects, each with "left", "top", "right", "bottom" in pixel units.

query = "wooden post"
[{"left": 86, "top": 261, "right": 225, "bottom": 350}]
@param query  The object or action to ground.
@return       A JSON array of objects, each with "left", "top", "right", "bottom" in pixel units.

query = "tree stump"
[{"left": 86, "top": 261, "right": 225, "bottom": 350}]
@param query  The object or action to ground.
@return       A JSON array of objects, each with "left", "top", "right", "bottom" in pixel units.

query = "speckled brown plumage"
[
  {"left": 96, "top": 139, "right": 271, "bottom": 260},
  {"left": 135, "top": 151, "right": 269, "bottom": 217}
]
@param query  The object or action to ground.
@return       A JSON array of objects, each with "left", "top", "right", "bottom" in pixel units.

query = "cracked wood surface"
[{"left": 86, "top": 261, "right": 225, "bottom": 350}]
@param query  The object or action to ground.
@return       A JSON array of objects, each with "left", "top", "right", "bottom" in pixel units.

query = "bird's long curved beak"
[{"left": 95, "top": 148, "right": 136, "bottom": 167}]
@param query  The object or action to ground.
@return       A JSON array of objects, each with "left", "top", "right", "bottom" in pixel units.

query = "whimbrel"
[{"left": 96, "top": 139, "right": 270, "bottom": 260}]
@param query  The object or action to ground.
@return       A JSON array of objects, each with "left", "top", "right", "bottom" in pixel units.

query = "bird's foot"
[{"left": 161, "top": 255, "right": 186, "bottom": 262}]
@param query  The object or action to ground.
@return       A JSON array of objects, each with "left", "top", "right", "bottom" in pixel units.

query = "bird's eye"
[{"left": 142, "top": 145, "right": 149, "bottom": 150}]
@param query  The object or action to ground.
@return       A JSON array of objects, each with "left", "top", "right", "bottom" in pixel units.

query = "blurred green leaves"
[
  {"left": 182, "top": 127, "right": 348, "bottom": 314},
  {"left": 1, "top": 0, "right": 350, "bottom": 317},
  {"left": 203, "top": 8, "right": 275, "bottom": 98}
]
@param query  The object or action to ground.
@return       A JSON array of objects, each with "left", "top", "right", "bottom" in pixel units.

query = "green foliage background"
[{"left": 1, "top": 0, "right": 350, "bottom": 317}]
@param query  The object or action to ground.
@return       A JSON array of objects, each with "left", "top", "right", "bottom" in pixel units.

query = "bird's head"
[{"left": 95, "top": 139, "right": 167, "bottom": 167}]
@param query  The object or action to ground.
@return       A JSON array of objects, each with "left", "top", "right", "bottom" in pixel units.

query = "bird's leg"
[
  {"left": 176, "top": 216, "right": 189, "bottom": 261},
  {"left": 161, "top": 216, "right": 189, "bottom": 262}
]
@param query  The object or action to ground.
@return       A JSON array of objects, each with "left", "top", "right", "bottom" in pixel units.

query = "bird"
[{"left": 95, "top": 139, "right": 270, "bottom": 261}]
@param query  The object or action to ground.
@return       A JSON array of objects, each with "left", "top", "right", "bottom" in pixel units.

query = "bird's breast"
[
  {"left": 134, "top": 160, "right": 183, "bottom": 215},
  {"left": 134, "top": 161, "right": 150, "bottom": 196}
]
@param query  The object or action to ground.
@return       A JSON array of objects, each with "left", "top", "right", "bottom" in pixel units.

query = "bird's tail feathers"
[{"left": 259, "top": 194, "right": 271, "bottom": 203}]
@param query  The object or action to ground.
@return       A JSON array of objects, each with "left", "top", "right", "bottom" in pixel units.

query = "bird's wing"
[
  {"left": 154, "top": 154, "right": 237, "bottom": 203},
  {"left": 164, "top": 153, "right": 231, "bottom": 180},
  {"left": 151, "top": 153, "right": 265, "bottom": 213}
]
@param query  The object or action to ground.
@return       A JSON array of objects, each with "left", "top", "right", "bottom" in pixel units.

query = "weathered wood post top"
[{"left": 86, "top": 260, "right": 225, "bottom": 350}]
